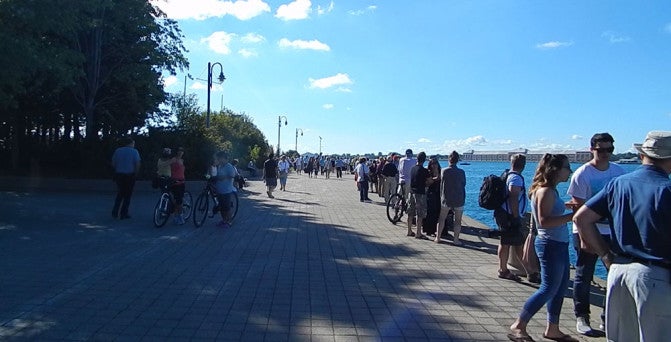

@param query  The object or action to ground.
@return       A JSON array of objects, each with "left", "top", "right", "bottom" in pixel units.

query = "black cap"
[{"left": 405, "top": 149, "right": 413, "bottom": 155}]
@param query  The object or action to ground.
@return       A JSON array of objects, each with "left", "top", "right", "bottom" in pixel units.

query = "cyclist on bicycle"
[
  {"left": 156, "top": 147, "right": 187, "bottom": 225},
  {"left": 210, "top": 151, "right": 236, "bottom": 228}
]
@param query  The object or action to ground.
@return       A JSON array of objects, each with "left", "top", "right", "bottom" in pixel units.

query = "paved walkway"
[{"left": 0, "top": 173, "right": 607, "bottom": 341}]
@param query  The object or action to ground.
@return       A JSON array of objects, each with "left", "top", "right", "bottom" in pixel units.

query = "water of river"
[{"left": 437, "top": 160, "right": 641, "bottom": 280}]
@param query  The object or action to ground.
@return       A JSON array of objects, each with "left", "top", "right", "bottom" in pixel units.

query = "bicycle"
[
  {"left": 192, "top": 178, "right": 238, "bottom": 227},
  {"left": 153, "top": 177, "right": 192, "bottom": 227},
  {"left": 386, "top": 182, "right": 407, "bottom": 224}
]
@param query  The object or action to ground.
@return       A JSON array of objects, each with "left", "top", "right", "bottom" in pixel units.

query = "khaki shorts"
[{"left": 407, "top": 193, "right": 427, "bottom": 218}]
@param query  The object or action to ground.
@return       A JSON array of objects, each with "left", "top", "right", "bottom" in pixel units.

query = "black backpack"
[{"left": 478, "top": 169, "right": 512, "bottom": 210}]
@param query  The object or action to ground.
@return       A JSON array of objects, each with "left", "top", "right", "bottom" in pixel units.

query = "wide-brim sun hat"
[{"left": 634, "top": 131, "right": 671, "bottom": 159}]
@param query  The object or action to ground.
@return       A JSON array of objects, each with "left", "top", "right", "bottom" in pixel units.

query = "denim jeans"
[
  {"left": 572, "top": 233, "right": 611, "bottom": 320},
  {"left": 520, "top": 238, "right": 570, "bottom": 324},
  {"left": 606, "top": 261, "right": 671, "bottom": 342}
]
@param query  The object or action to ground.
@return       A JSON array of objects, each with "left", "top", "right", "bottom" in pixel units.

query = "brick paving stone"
[{"left": 0, "top": 175, "right": 608, "bottom": 341}]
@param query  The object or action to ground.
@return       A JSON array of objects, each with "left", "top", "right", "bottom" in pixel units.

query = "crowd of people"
[
  {"left": 110, "top": 130, "right": 671, "bottom": 342},
  {"left": 505, "top": 131, "right": 671, "bottom": 342}
]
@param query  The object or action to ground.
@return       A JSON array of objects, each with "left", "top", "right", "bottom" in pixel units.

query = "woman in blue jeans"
[{"left": 508, "top": 154, "right": 578, "bottom": 342}]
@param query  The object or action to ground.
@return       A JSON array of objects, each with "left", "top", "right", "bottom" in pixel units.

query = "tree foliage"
[{"left": 0, "top": 0, "right": 188, "bottom": 172}]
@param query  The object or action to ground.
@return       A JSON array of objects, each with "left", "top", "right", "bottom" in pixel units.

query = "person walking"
[
  {"left": 436, "top": 151, "right": 466, "bottom": 245},
  {"left": 263, "top": 152, "right": 278, "bottom": 198},
  {"left": 508, "top": 153, "right": 577, "bottom": 342},
  {"left": 574, "top": 131, "right": 671, "bottom": 342},
  {"left": 278, "top": 155, "right": 290, "bottom": 191},
  {"left": 111, "top": 137, "right": 141, "bottom": 219},
  {"left": 568, "top": 132, "right": 625, "bottom": 335}
]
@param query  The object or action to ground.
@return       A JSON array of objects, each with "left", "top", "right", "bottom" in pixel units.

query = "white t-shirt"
[
  {"left": 503, "top": 172, "right": 527, "bottom": 217},
  {"left": 567, "top": 162, "right": 625, "bottom": 234},
  {"left": 354, "top": 163, "right": 369, "bottom": 183},
  {"left": 398, "top": 156, "right": 416, "bottom": 183},
  {"left": 278, "top": 160, "right": 290, "bottom": 173}
]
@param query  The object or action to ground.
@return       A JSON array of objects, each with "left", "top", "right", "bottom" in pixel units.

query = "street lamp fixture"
[
  {"left": 295, "top": 128, "right": 304, "bottom": 152},
  {"left": 206, "top": 62, "right": 225, "bottom": 128},
  {"left": 277, "top": 115, "right": 288, "bottom": 156}
]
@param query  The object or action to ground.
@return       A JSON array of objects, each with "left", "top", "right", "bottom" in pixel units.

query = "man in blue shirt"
[
  {"left": 111, "top": 137, "right": 141, "bottom": 219},
  {"left": 574, "top": 131, "right": 671, "bottom": 342}
]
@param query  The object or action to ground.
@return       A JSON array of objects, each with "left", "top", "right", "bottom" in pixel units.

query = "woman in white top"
[{"left": 278, "top": 155, "right": 291, "bottom": 191}]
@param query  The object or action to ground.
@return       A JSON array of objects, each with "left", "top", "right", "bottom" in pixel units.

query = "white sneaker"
[{"left": 576, "top": 316, "right": 592, "bottom": 335}]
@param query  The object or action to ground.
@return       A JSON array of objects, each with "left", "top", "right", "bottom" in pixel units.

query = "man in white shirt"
[{"left": 569, "top": 132, "right": 625, "bottom": 336}]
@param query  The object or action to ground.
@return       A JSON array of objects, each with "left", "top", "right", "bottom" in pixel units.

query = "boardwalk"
[{"left": 0, "top": 174, "right": 606, "bottom": 341}]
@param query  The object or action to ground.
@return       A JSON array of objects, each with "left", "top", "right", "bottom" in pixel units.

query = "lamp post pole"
[
  {"left": 277, "top": 115, "right": 288, "bottom": 156},
  {"left": 206, "top": 62, "right": 225, "bottom": 128},
  {"left": 295, "top": 128, "right": 303, "bottom": 152},
  {"left": 319, "top": 136, "right": 322, "bottom": 155}
]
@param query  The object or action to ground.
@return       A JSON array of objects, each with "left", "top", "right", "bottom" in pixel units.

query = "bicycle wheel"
[
  {"left": 181, "top": 191, "right": 193, "bottom": 220},
  {"left": 193, "top": 191, "right": 209, "bottom": 227},
  {"left": 229, "top": 191, "right": 239, "bottom": 222},
  {"left": 386, "top": 193, "right": 405, "bottom": 224},
  {"left": 153, "top": 193, "right": 171, "bottom": 227}
]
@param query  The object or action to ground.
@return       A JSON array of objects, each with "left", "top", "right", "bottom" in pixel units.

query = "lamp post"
[
  {"left": 206, "top": 62, "right": 225, "bottom": 128},
  {"left": 277, "top": 115, "right": 288, "bottom": 156},
  {"left": 295, "top": 128, "right": 304, "bottom": 152},
  {"left": 319, "top": 136, "right": 322, "bottom": 155}
]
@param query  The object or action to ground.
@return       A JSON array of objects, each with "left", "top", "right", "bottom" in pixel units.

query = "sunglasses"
[{"left": 592, "top": 146, "right": 614, "bottom": 153}]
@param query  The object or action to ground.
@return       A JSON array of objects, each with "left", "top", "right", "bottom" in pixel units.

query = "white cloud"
[
  {"left": 418, "top": 138, "right": 431, "bottom": 143},
  {"left": 276, "top": 0, "right": 312, "bottom": 21},
  {"left": 278, "top": 38, "right": 330, "bottom": 51},
  {"left": 336, "top": 87, "right": 352, "bottom": 93},
  {"left": 163, "top": 75, "right": 178, "bottom": 88},
  {"left": 571, "top": 134, "right": 583, "bottom": 140},
  {"left": 348, "top": 5, "right": 376, "bottom": 16},
  {"left": 308, "top": 73, "right": 353, "bottom": 89},
  {"left": 535, "top": 41, "right": 574, "bottom": 49},
  {"left": 238, "top": 48, "right": 258, "bottom": 58},
  {"left": 191, "top": 82, "right": 207, "bottom": 90},
  {"left": 322, "top": 104, "right": 334, "bottom": 110},
  {"left": 151, "top": 0, "right": 270, "bottom": 20},
  {"left": 602, "top": 31, "right": 631, "bottom": 44},
  {"left": 241, "top": 33, "right": 265, "bottom": 43},
  {"left": 317, "top": 1, "right": 334, "bottom": 15},
  {"left": 190, "top": 82, "right": 223, "bottom": 92},
  {"left": 201, "top": 31, "right": 236, "bottom": 54}
]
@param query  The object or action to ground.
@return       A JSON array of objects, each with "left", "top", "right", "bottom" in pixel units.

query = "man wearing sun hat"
[{"left": 574, "top": 131, "right": 671, "bottom": 342}]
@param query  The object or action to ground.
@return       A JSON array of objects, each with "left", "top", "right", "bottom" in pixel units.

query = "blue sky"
[{"left": 154, "top": 0, "right": 671, "bottom": 156}]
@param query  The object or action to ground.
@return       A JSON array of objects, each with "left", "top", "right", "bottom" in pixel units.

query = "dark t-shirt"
[
  {"left": 410, "top": 164, "right": 429, "bottom": 194},
  {"left": 263, "top": 159, "right": 277, "bottom": 178},
  {"left": 381, "top": 162, "right": 398, "bottom": 177}
]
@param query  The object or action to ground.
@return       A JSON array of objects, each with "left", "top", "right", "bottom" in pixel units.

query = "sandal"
[
  {"left": 527, "top": 272, "right": 541, "bottom": 284},
  {"left": 406, "top": 232, "right": 416, "bottom": 237},
  {"left": 542, "top": 334, "right": 578, "bottom": 342},
  {"left": 507, "top": 332, "right": 535, "bottom": 342},
  {"left": 498, "top": 269, "right": 522, "bottom": 282}
]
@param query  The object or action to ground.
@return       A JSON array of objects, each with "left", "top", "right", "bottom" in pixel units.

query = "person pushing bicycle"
[
  {"left": 156, "top": 147, "right": 187, "bottom": 225},
  {"left": 210, "top": 151, "right": 236, "bottom": 228}
]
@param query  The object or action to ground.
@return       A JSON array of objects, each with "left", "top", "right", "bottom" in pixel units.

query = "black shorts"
[
  {"left": 171, "top": 183, "right": 185, "bottom": 205},
  {"left": 494, "top": 208, "right": 524, "bottom": 246},
  {"left": 216, "top": 193, "right": 232, "bottom": 213}
]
